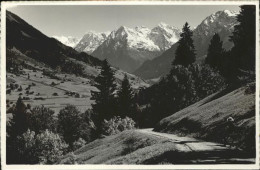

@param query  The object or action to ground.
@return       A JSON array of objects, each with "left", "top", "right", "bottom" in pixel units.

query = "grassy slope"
[
  {"left": 154, "top": 83, "right": 255, "bottom": 152},
  {"left": 59, "top": 129, "right": 254, "bottom": 164},
  {"left": 6, "top": 48, "right": 149, "bottom": 115},
  {"left": 59, "top": 130, "right": 191, "bottom": 164}
]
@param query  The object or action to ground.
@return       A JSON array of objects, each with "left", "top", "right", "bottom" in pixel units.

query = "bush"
[
  {"left": 57, "top": 105, "right": 82, "bottom": 148},
  {"left": 28, "top": 106, "right": 56, "bottom": 133},
  {"left": 53, "top": 92, "right": 58, "bottom": 96},
  {"left": 101, "top": 116, "right": 136, "bottom": 136},
  {"left": 72, "top": 138, "right": 86, "bottom": 151},
  {"left": 17, "top": 129, "right": 68, "bottom": 164}
]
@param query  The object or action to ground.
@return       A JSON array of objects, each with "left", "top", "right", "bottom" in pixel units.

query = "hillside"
[
  {"left": 58, "top": 83, "right": 256, "bottom": 164},
  {"left": 6, "top": 11, "right": 101, "bottom": 68},
  {"left": 59, "top": 129, "right": 254, "bottom": 164},
  {"left": 154, "top": 83, "right": 255, "bottom": 154},
  {"left": 6, "top": 11, "right": 149, "bottom": 116}
]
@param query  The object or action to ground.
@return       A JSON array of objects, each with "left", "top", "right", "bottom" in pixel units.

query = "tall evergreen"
[
  {"left": 7, "top": 96, "right": 30, "bottom": 164},
  {"left": 205, "top": 33, "right": 225, "bottom": 69},
  {"left": 91, "top": 59, "right": 117, "bottom": 125},
  {"left": 117, "top": 74, "right": 133, "bottom": 118},
  {"left": 173, "top": 22, "right": 196, "bottom": 67},
  {"left": 229, "top": 5, "right": 256, "bottom": 70},
  {"left": 8, "top": 96, "right": 29, "bottom": 137}
]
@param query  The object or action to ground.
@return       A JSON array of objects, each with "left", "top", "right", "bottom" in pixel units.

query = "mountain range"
[
  {"left": 55, "top": 23, "right": 180, "bottom": 73},
  {"left": 53, "top": 10, "right": 238, "bottom": 79},
  {"left": 134, "top": 10, "right": 238, "bottom": 79}
]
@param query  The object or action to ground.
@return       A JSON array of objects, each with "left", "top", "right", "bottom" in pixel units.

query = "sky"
[{"left": 8, "top": 5, "right": 240, "bottom": 38}]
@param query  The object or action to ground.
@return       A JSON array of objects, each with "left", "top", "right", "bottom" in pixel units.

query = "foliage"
[
  {"left": 173, "top": 22, "right": 196, "bottom": 67},
  {"left": 72, "top": 138, "right": 86, "bottom": 151},
  {"left": 17, "top": 129, "right": 68, "bottom": 164},
  {"left": 28, "top": 106, "right": 57, "bottom": 133},
  {"left": 91, "top": 59, "right": 117, "bottom": 128},
  {"left": 61, "top": 60, "right": 84, "bottom": 76},
  {"left": 7, "top": 96, "right": 29, "bottom": 138},
  {"left": 78, "top": 109, "right": 97, "bottom": 143},
  {"left": 57, "top": 105, "right": 82, "bottom": 149},
  {"left": 101, "top": 116, "right": 136, "bottom": 136},
  {"left": 137, "top": 64, "right": 226, "bottom": 127},
  {"left": 189, "top": 64, "right": 226, "bottom": 99},
  {"left": 117, "top": 74, "right": 134, "bottom": 118},
  {"left": 205, "top": 33, "right": 225, "bottom": 70},
  {"left": 229, "top": 5, "right": 256, "bottom": 71}
]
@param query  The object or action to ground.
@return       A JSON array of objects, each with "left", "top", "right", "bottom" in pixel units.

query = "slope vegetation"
[
  {"left": 154, "top": 83, "right": 255, "bottom": 154},
  {"left": 59, "top": 128, "right": 254, "bottom": 164}
]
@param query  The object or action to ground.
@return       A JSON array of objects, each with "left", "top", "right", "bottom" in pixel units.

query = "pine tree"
[
  {"left": 8, "top": 96, "right": 29, "bottom": 137},
  {"left": 205, "top": 33, "right": 225, "bottom": 69},
  {"left": 173, "top": 22, "right": 196, "bottom": 67},
  {"left": 7, "top": 96, "right": 30, "bottom": 164},
  {"left": 91, "top": 59, "right": 117, "bottom": 125},
  {"left": 117, "top": 74, "right": 133, "bottom": 118},
  {"left": 230, "top": 5, "right": 256, "bottom": 70}
]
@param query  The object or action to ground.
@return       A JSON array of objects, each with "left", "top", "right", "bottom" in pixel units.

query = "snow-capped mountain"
[
  {"left": 52, "top": 36, "right": 79, "bottom": 48},
  {"left": 193, "top": 10, "right": 239, "bottom": 57},
  {"left": 75, "top": 31, "right": 110, "bottom": 54},
  {"left": 134, "top": 10, "right": 238, "bottom": 79},
  {"left": 148, "top": 22, "right": 180, "bottom": 51},
  {"left": 91, "top": 23, "right": 181, "bottom": 72}
]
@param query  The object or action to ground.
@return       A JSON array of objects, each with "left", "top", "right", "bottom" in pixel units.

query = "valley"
[{"left": 5, "top": 4, "right": 257, "bottom": 166}]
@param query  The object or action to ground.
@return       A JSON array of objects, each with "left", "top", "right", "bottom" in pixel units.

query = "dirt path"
[
  {"left": 138, "top": 128, "right": 227, "bottom": 151},
  {"left": 138, "top": 128, "right": 255, "bottom": 164}
]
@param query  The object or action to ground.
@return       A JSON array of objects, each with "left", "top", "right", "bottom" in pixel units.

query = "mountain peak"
[
  {"left": 200, "top": 9, "right": 238, "bottom": 27},
  {"left": 118, "top": 26, "right": 129, "bottom": 32},
  {"left": 222, "top": 9, "right": 239, "bottom": 17},
  {"left": 52, "top": 36, "right": 79, "bottom": 48},
  {"left": 158, "top": 22, "right": 169, "bottom": 27},
  {"left": 75, "top": 31, "right": 109, "bottom": 54}
]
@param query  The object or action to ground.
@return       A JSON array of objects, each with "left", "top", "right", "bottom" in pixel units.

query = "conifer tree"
[
  {"left": 205, "top": 33, "right": 225, "bottom": 69},
  {"left": 230, "top": 5, "right": 256, "bottom": 70},
  {"left": 7, "top": 96, "right": 30, "bottom": 164},
  {"left": 117, "top": 74, "right": 133, "bottom": 118},
  {"left": 91, "top": 59, "right": 117, "bottom": 125},
  {"left": 173, "top": 22, "right": 196, "bottom": 67},
  {"left": 8, "top": 96, "right": 29, "bottom": 137}
]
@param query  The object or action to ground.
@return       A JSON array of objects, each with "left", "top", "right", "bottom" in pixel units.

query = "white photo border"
[{"left": 1, "top": 1, "right": 259, "bottom": 170}]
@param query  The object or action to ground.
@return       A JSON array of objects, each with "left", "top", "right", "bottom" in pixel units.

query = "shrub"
[
  {"left": 53, "top": 92, "right": 58, "bottom": 96},
  {"left": 57, "top": 105, "right": 82, "bottom": 148},
  {"left": 72, "top": 138, "right": 86, "bottom": 151},
  {"left": 17, "top": 129, "right": 68, "bottom": 164},
  {"left": 18, "top": 86, "right": 23, "bottom": 91},
  {"left": 28, "top": 106, "right": 56, "bottom": 133},
  {"left": 63, "top": 152, "right": 77, "bottom": 164},
  {"left": 101, "top": 116, "right": 136, "bottom": 136}
]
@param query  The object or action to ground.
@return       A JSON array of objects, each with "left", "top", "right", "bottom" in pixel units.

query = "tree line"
[{"left": 135, "top": 5, "right": 256, "bottom": 127}]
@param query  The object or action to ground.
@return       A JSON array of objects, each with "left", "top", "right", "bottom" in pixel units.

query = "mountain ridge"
[
  {"left": 134, "top": 10, "right": 238, "bottom": 79},
  {"left": 91, "top": 23, "right": 181, "bottom": 72}
]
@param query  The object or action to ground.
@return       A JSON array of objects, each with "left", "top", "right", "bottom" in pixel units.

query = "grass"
[
  {"left": 58, "top": 130, "right": 183, "bottom": 164},
  {"left": 154, "top": 83, "right": 256, "bottom": 154}
]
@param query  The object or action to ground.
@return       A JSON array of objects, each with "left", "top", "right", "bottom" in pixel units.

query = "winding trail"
[
  {"left": 138, "top": 128, "right": 227, "bottom": 151},
  {"left": 138, "top": 128, "right": 255, "bottom": 164}
]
